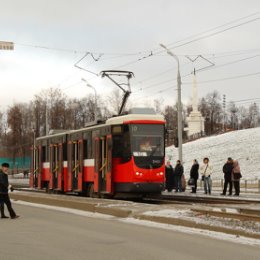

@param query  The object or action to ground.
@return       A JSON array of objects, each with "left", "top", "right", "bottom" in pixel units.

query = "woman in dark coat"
[
  {"left": 165, "top": 161, "right": 174, "bottom": 192},
  {"left": 190, "top": 159, "right": 199, "bottom": 193}
]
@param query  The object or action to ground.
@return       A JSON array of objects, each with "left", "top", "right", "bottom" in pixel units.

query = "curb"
[{"left": 10, "top": 193, "right": 132, "bottom": 218}]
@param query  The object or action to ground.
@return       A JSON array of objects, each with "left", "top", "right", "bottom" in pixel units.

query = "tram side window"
[
  {"left": 112, "top": 135, "right": 123, "bottom": 157},
  {"left": 83, "top": 140, "right": 88, "bottom": 159},
  {"left": 88, "top": 139, "right": 92, "bottom": 158},
  {"left": 63, "top": 143, "right": 67, "bottom": 161},
  {"left": 112, "top": 125, "right": 131, "bottom": 162},
  {"left": 122, "top": 127, "right": 131, "bottom": 162},
  {"left": 42, "top": 146, "right": 46, "bottom": 162}
]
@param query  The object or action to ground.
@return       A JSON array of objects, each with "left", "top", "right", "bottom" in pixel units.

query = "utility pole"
[
  {"left": 222, "top": 94, "right": 226, "bottom": 132},
  {"left": 160, "top": 44, "right": 182, "bottom": 162}
]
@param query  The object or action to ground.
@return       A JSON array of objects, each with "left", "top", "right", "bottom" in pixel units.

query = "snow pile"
[{"left": 166, "top": 127, "right": 260, "bottom": 180}]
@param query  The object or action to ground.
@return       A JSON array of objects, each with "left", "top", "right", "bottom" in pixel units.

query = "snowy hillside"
[{"left": 166, "top": 127, "right": 260, "bottom": 180}]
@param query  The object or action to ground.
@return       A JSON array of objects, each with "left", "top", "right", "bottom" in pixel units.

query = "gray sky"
[{"left": 1, "top": 0, "right": 260, "bottom": 109}]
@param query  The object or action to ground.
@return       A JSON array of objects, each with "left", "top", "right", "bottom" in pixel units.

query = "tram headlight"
[
  {"left": 135, "top": 172, "right": 143, "bottom": 176},
  {"left": 159, "top": 172, "right": 164, "bottom": 176}
]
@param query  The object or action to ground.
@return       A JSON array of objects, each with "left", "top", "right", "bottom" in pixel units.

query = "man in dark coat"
[
  {"left": 165, "top": 161, "right": 174, "bottom": 192},
  {"left": 190, "top": 159, "right": 199, "bottom": 193},
  {"left": 221, "top": 157, "right": 233, "bottom": 195},
  {"left": 174, "top": 160, "right": 184, "bottom": 192},
  {"left": 0, "top": 163, "right": 19, "bottom": 219}
]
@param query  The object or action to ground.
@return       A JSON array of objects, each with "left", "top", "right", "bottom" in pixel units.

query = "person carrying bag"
[{"left": 200, "top": 157, "right": 213, "bottom": 195}]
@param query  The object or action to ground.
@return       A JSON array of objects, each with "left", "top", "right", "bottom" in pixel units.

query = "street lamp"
[
  {"left": 160, "top": 43, "right": 183, "bottom": 162},
  {"left": 82, "top": 78, "right": 97, "bottom": 122}
]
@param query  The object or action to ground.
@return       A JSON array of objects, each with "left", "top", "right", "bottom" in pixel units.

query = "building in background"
[{"left": 186, "top": 70, "right": 205, "bottom": 138}]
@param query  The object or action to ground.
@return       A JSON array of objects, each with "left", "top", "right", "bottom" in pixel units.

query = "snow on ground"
[
  {"left": 166, "top": 127, "right": 260, "bottom": 181},
  {"left": 142, "top": 208, "right": 260, "bottom": 237}
]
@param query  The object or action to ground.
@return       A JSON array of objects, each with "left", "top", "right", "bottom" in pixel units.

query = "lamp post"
[
  {"left": 160, "top": 44, "right": 183, "bottom": 162},
  {"left": 82, "top": 78, "right": 97, "bottom": 122}
]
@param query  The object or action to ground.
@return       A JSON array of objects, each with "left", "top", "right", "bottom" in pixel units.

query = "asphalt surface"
[{"left": 0, "top": 203, "right": 259, "bottom": 260}]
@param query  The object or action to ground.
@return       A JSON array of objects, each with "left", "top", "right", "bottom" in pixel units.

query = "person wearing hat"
[
  {"left": 0, "top": 163, "right": 19, "bottom": 219},
  {"left": 221, "top": 157, "right": 233, "bottom": 196}
]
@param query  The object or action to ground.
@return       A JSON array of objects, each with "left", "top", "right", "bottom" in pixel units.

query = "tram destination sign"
[{"left": 0, "top": 41, "right": 14, "bottom": 50}]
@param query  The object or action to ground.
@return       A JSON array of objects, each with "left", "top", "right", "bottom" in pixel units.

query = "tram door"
[
  {"left": 72, "top": 141, "right": 79, "bottom": 190},
  {"left": 94, "top": 135, "right": 112, "bottom": 194},
  {"left": 106, "top": 135, "right": 113, "bottom": 193},
  {"left": 30, "top": 144, "right": 39, "bottom": 188},
  {"left": 57, "top": 143, "right": 63, "bottom": 190},
  {"left": 37, "top": 145, "right": 42, "bottom": 189},
  {"left": 49, "top": 144, "right": 59, "bottom": 190},
  {"left": 77, "top": 140, "right": 84, "bottom": 192}
]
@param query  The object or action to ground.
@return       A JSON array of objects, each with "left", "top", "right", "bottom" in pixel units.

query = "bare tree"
[
  {"left": 199, "top": 91, "right": 222, "bottom": 135},
  {"left": 163, "top": 105, "right": 177, "bottom": 146}
]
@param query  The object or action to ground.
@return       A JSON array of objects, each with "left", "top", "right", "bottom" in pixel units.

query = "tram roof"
[
  {"left": 106, "top": 113, "right": 165, "bottom": 125},
  {"left": 36, "top": 113, "right": 165, "bottom": 141}
]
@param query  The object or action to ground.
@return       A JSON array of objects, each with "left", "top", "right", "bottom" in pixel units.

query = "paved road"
[{"left": 0, "top": 203, "right": 259, "bottom": 260}]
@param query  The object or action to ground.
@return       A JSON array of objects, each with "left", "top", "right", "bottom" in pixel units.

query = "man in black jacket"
[
  {"left": 0, "top": 163, "right": 19, "bottom": 219},
  {"left": 221, "top": 157, "right": 233, "bottom": 195},
  {"left": 174, "top": 160, "right": 184, "bottom": 192}
]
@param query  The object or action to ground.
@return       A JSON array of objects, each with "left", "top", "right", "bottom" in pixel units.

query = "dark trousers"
[
  {"left": 192, "top": 179, "right": 198, "bottom": 193},
  {"left": 175, "top": 175, "right": 182, "bottom": 192},
  {"left": 0, "top": 194, "right": 16, "bottom": 218},
  {"left": 223, "top": 179, "right": 232, "bottom": 195},
  {"left": 233, "top": 181, "right": 240, "bottom": 195}
]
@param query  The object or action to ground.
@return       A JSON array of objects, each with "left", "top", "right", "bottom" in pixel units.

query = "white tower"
[{"left": 186, "top": 69, "right": 205, "bottom": 138}]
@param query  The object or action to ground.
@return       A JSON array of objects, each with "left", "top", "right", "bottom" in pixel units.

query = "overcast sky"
[{"left": 1, "top": 0, "right": 260, "bottom": 110}]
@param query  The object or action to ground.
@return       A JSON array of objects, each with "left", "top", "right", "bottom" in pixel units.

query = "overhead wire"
[
  {"left": 13, "top": 12, "right": 260, "bottom": 102},
  {"left": 132, "top": 52, "right": 260, "bottom": 96},
  {"left": 112, "top": 11, "right": 260, "bottom": 69}
]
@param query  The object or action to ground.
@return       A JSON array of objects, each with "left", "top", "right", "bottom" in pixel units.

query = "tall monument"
[{"left": 186, "top": 69, "right": 205, "bottom": 137}]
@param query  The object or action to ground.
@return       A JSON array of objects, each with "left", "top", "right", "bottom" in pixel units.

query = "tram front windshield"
[{"left": 130, "top": 124, "right": 164, "bottom": 157}]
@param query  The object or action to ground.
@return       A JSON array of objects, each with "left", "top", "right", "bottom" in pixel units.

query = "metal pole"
[
  {"left": 177, "top": 68, "right": 183, "bottom": 162},
  {"left": 160, "top": 44, "right": 183, "bottom": 162}
]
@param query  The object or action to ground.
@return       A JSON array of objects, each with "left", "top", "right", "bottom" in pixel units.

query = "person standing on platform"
[
  {"left": 221, "top": 157, "right": 233, "bottom": 195},
  {"left": 174, "top": 160, "right": 184, "bottom": 192},
  {"left": 0, "top": 163, "right": 19, "bottom": 219},
  {"left": 190, "top": 159, "right": 199, "bottom": 193},
  {"left": 165, "top": 161, "right": 174, "bottom": 192},
  {"left": 232, "top": 159, "right": 242, "bottom": 196},
  {"left": 200, "top": 157, "right": 213, "bottom": 195}
]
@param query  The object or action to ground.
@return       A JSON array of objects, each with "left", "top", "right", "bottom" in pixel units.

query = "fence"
[{"left": 199, "top": 179, "right": 260, "bottom": 193}]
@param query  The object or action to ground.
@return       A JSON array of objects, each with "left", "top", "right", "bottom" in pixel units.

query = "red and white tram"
[{"left": 30, "top": 108, "right": 165, "bottom": 197}]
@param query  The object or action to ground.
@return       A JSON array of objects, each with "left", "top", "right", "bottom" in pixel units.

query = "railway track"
[
  {"left": 11, "top": 180, "right": 260, "bottom": 205},
  {"left": 191, "top": 208, "right": 260, "bottom": 222},
  {"left": 150, "top": 194, "right": 260, "bottom": 205}
]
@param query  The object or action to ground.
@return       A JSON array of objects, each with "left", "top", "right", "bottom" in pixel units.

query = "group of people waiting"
[
  {"left": 221, "top": 157, "right": 242, "bottom": 196},
  {"left": 165, "top": 157, "right": 242, "bottom": 196}
]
